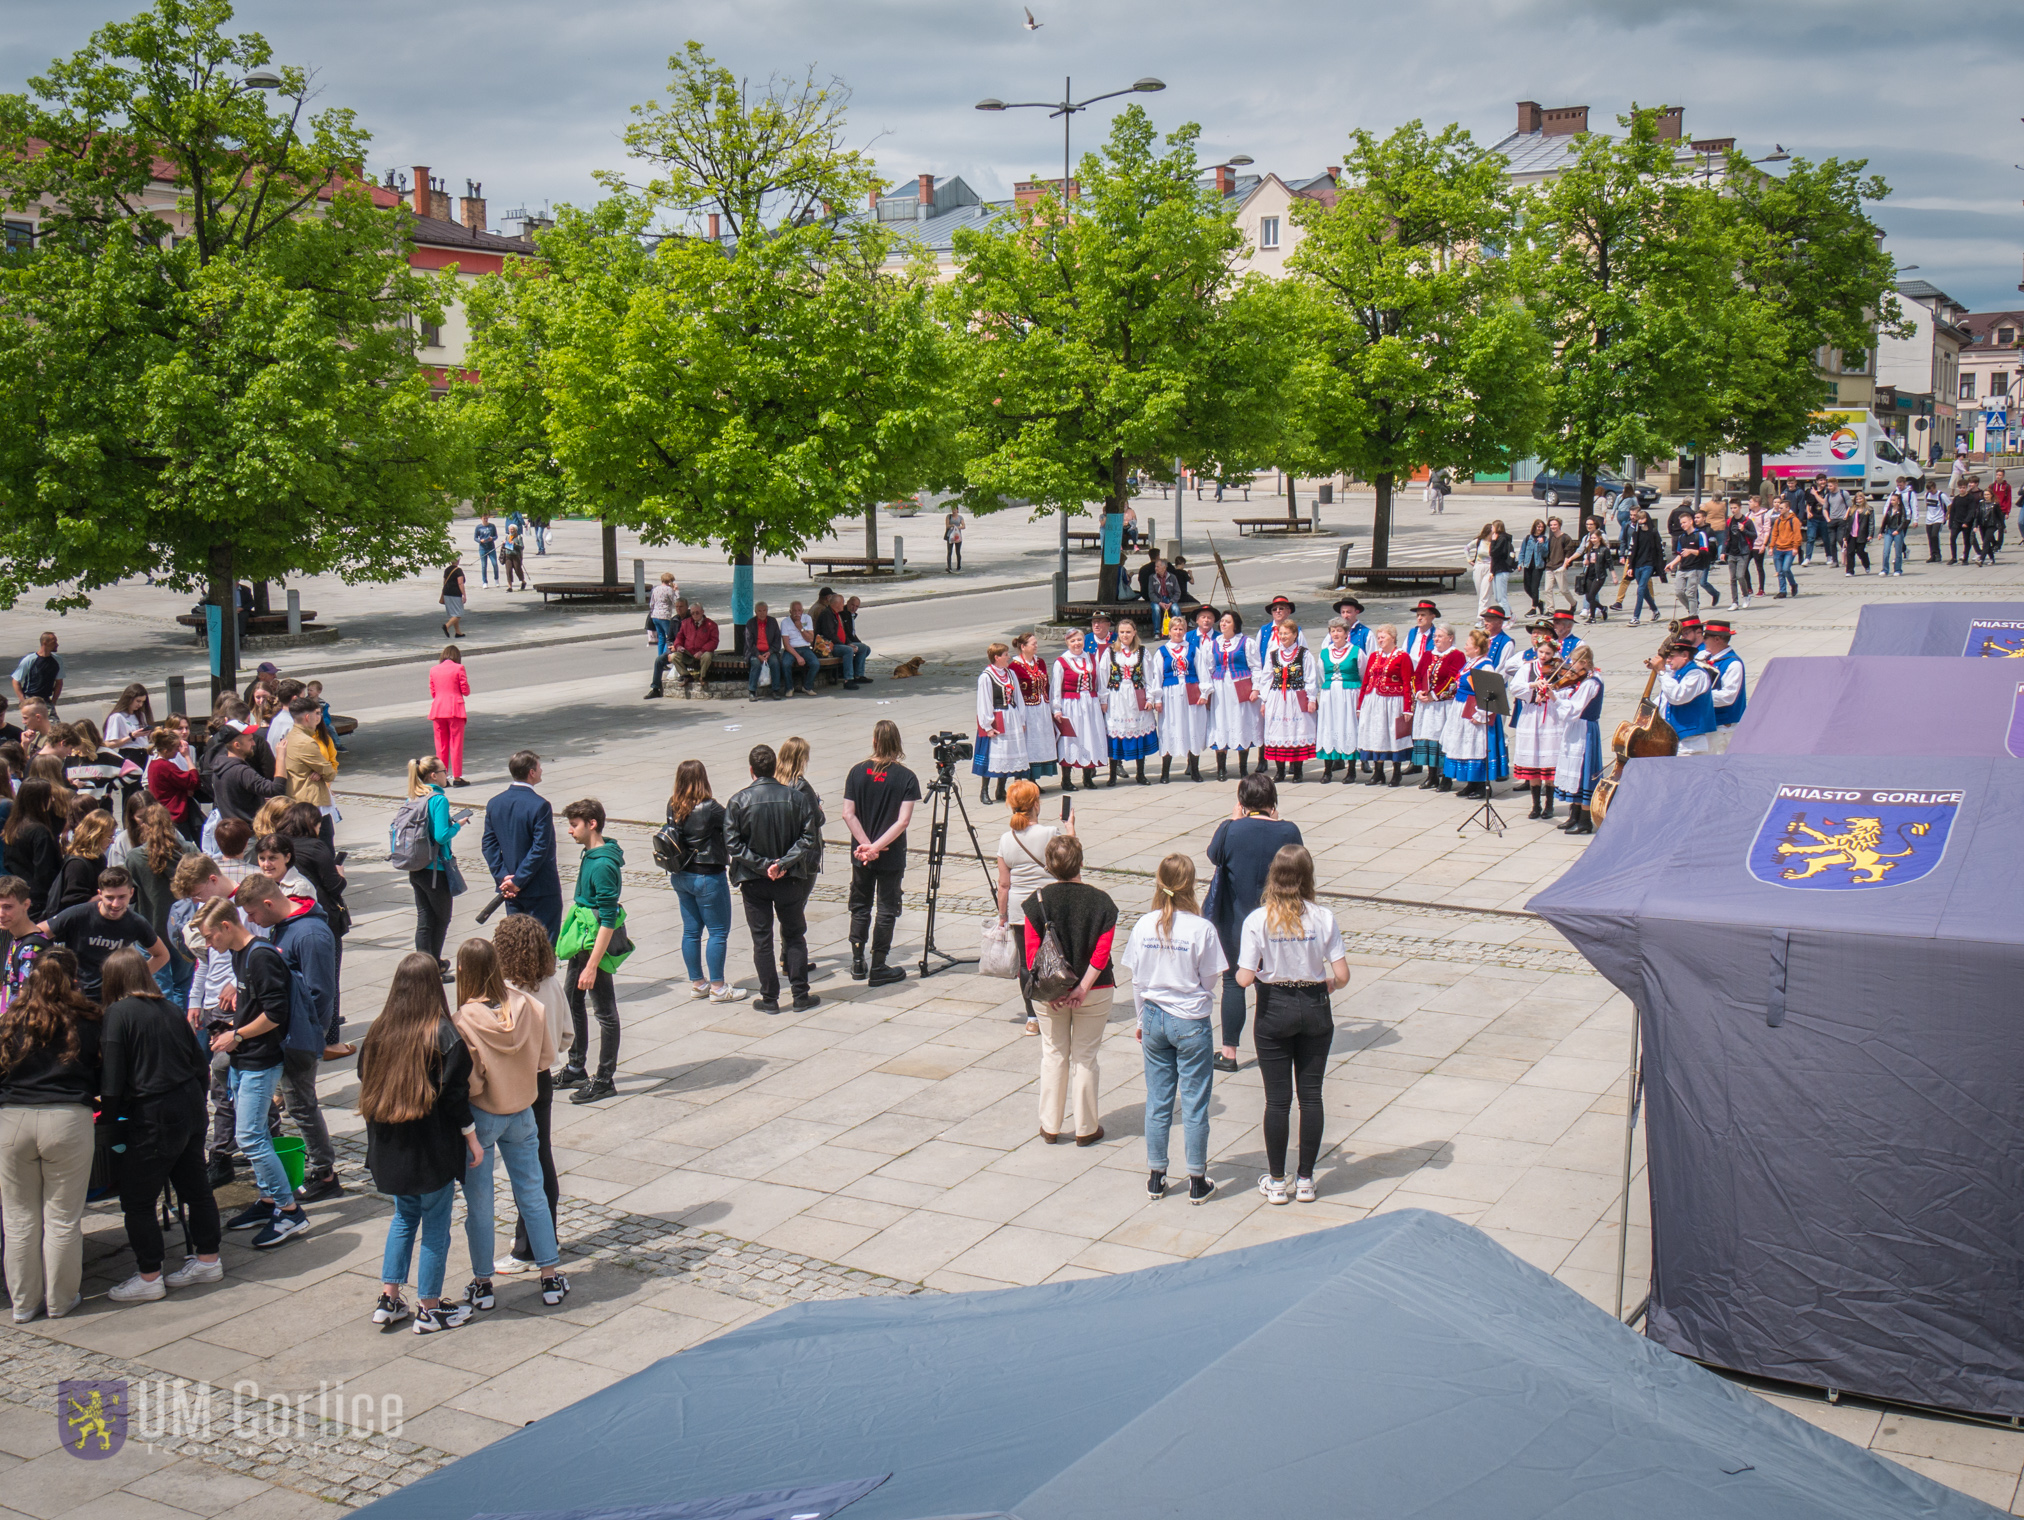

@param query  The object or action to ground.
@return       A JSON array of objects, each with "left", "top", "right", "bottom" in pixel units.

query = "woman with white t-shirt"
[
  {"left": 996, "top": 779, "right": 1071, "bottom": 1036},
  {"left": 1236, "top": 844, "right": 1349, "bottom": 1206},
  {"left": 1119, "top": 853, "right": 1227, "bottom": 1205}
]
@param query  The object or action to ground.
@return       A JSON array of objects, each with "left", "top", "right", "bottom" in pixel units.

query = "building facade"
[
  {"left": 1876, "top": 280, "right": 1967, "bottom": 466},
  {"left": 1953, "top": 309, "right": 2024, "bottom": 458}
]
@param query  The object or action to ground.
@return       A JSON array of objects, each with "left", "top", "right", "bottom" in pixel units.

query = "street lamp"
[{"left": 238, "top": 69, "right": 283, "bottom": 89}]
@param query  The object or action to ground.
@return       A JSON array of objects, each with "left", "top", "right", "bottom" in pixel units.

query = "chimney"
[
  {"left": 1541, "top": 106, "right": 1589, "bottom": 137},
  {"left": 917, "top": 173, "right": 935, "bottom": 210},
  {"left": 1654, "top": 106, "right": 1684, "bottom": 141},
  {"left": 869, "top": 188, "right": 880, "bottom": 210},
  {"left": 1212, "top": 165, "right": 1234, "bottom": 195},
  {"left": 707, "top": 212, "right": 720, "bottom": 242},
  {"left": 1326, "top": 166, "right": 1340, "bottom": 183},
  {"left": 1517, "top": 101, "right": 1543, "bottom": 135},
  {"left": 459, "top": 181, "right": 486, "bottom": 233},
  {"left": 411, "top": 165, "right": 432, "bottom": 218}
]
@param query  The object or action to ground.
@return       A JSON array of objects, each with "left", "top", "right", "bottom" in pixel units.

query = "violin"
[{"left": 1589, "top": 620, "right": 1681, "bottom": 826}]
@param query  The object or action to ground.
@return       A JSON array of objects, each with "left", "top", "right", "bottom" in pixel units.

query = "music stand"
[{"left": 1457, "top": 669, "right": 1511, "bottom": 837}]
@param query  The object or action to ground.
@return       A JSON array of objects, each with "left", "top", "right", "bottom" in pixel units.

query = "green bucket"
[{"left": 272, "top": 1136, "right": 307, "bottom": 1192}]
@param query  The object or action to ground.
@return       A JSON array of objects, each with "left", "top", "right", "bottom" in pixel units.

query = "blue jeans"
[
  {"left": 784, "top": 646, "right": 817, "bottom": 691},
  {"left": 228, "top": 1063, "right": 294, "bottom": 1208},
  {"left": 651, "top": 617, "right": 672, "bottom": 658},
  {"left": 533, "top": 522, "right": 549, "bottom": 553},
  {"left": 1141, "top": 1002, "right": 1215, "bottom": 1175},
  {"left": 381, "top": 1182, "right": 455, "bottom": 1300},
  {"left": 1773, "top": 549, "right": 1799, "bottom": 595},
  {"left": 461, "top": 1107, "right": 558, "bottom": 1277},
  {"left": 1881, "top": 530, "right": 1906, "bottom": 574},
  {"left": 671, "top": 870, "right": 732, "bottom": 983},
  {"left": 1632, "top": 567, "right": 1658, "bottom": 620},
  {"left": 748, "top": 648, "right": 788, "bottom": 695},
  {"left": 477, "top": 544, "right": 498, "bottom": 584},
  {"left": 838, "top": 641, "right": 869, "bottom": 681},
  {"left": 154, "top": 952, "right": 194, "bottom": 1014}
]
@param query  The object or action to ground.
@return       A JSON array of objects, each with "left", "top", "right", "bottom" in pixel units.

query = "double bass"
[{"left": 1587, "top": 620, "right": 1682, "bottom": 826}]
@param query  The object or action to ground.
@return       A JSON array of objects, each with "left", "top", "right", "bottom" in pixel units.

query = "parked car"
[{"left": 1531, "top": 470, "right": 1660, "bottom": 508}]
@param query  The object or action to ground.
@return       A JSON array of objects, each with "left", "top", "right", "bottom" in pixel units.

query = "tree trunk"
[
  {"left": 1286, "top": 471, "right": 1297, "bottom": 524},
  {"left": 1579, "top": 470, "right": 1598, "bottom": 520},
  {"left": 730, "top": 547, "right": 754, "bottom": 656},
  {"left": 864, "top": 502, "right": 878, "bottom": 563},
  {"left": 600, "top": 520, "right": 619, "bottom": 585},
  {"left": 1748, "top": 445, "right": 1764, "bottom": 493},
  {"left": 251, "top": 580, "right": 271, "bottom": 615},
  {"left": 207, "top": 541, "right": 238, "bottom": 705},
  {"left": 1371, "top": 472, "right": 1395, "bottom": 569}
]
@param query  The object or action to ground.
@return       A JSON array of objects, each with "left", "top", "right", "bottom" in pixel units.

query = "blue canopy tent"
[
  {"left": 359, "top": 1211, "right": 1999, "bottom": 1520},
  {"left": 1530, "top": 755, "right": 2024, "bottom": 1420},
  {"left": 1727, "top": 657, "right": 2024, "bottom": 758},
  {"left": 1847, "top": 601, "right": 2024, "bottom": 657}
]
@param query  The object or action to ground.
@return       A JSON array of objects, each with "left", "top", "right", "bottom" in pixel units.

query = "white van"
[{"left": 1759, "top": 410, "right": 1908, "bottom": 499}]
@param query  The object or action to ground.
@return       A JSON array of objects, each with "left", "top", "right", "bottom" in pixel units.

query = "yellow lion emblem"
[
  {"left": 65, "top": 1390, "right": 113, "bottom": 1453},
  {"left": 1776, "top": 815, "right": 1930, "bottom": 885}
]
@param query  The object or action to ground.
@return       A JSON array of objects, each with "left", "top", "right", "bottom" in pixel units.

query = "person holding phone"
[
  {"left": 995, "top": 780, "right": 1073, "bottom": 1036},
  {"left": 406, "top": 757, "right": 466, "bottom": 980}
]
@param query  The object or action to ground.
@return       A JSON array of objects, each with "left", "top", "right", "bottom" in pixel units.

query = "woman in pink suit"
[{"left": 428, "top": 646, "right": 471, "bottom": 787}]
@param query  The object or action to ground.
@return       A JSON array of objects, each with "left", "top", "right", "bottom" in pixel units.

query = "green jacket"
[{"left": 574, "top": 841, "right": 624, "bottom": 927}]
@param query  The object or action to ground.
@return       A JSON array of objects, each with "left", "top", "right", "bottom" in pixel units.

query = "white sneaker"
[
  {"left": 163, "top": 1258, "right": 223, "bottom": 1288},
  {"left": 1294, "top": 1177, "right": 1317, "bottom": 1204},
  {"left": 1729, "top": 601, "right": 1740, "bottom": 611},
  {"left": 689, "top": 982, "right": 712, "bottom": 1000},
  {"left": 108, "top": 1273, "right": 166, "bottom": 1303},
  {"left": 1258, "top": 1173, "right": 1289, "bottom": 1206},
  {"left": 493, "top": 1256, "right": 535, "bottom": 1276},
  {"left": 710, "top": 985, "right": 751, "bottom": 1004}
]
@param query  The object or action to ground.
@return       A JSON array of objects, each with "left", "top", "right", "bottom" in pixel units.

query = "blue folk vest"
[{"left": 1710, "top": 649, "right": 1747, "bottom": 729}]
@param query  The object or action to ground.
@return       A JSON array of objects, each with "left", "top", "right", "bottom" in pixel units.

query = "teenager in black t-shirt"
[
  {"left": 38, "top": 868, "right": 167, "bottom": 1000},
  {"left": 841, "top": 720, "right": 921, "bottom": 988}
]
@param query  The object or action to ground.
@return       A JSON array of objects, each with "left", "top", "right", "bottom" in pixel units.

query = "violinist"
[
  {"left": 1510, "top": 620, "right": 1572, "bottom": 821},
  {"left": 1550, "top": 646, "right": 1605, "bottom": 835},
  {"left": 1651, "top": 639, "right": 1718, "bottom": 756}
]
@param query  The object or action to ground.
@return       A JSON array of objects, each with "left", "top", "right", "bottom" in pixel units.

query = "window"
[
  {"left": 1258, "top": 216, "right": 1280, "bottom": 249},
  {"left": 2, "top": 220, "right": 31, "bottom": 255},
  {"left": 1840, "top": 349, "right": 1867, "bottom": 373},
  {"left": 2000, "top": 327, "right": 2016, "bottom": 346},
  {"left": 1960, "top": 374, "right": 1977, "bottom": 400},
  {"left": 420, "top": 323, "right": 443, "bottom": 348},
  {"left": 1993, "top": 372, "right": 2011, "bottom": 397},
  {"left": 1822, "top": 382, "right": 1839, "bottom": 404}
]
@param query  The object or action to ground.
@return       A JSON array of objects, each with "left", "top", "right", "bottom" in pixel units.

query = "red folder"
[
  {"left": 1234, "top": 676, "right": 1254, "bottom": 704},
  {"left": 1053, "top": 714, "right": 1076, "bottom": 739},
  {"left": 1185, "top": 681, "right": 1202, "bottom": 706},
  {"left": 1136, "top": 689, "right": 1152, "bottom": 711}
]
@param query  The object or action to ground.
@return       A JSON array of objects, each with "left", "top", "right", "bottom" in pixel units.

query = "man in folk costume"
[
  {"left": 1702, "top": 620, "right": 1747, "bottom": 755},
  {"left": 1185, "top": 603, "right": 1220, "bottom": 668},
  {"left": 1315, "top": 615, "right": 1365, "bottom": 783},
  {"left": 1550, "top": 644, "right": 1605, "bottom": 835},
  {"left": 1481, "top": 605, "right": 1524, "bottom": 687},
  {"left": 1677, "top": 614, "right": 1705, "bottom": 655},
  {"left": 1259, "top": 620, "right": 1320, "bottom": 782},
  {"left": 1009, "top": 632, "right": 1058, "bottom": 784},
  {"left": 1413, "top": 623, "right": 1466, "bottom": 792},
  {"left": 1548, "top": 606, "right": 1587, "bottom": 660},
  {"left": 1204, "top": 609, "right": 1260, "bottom": 780},
  {"left": 1401, "top": 600, "right": 1440, "bottom": 663},
  {"left": 1355, "top": 623, "right": 1415, "bottom": 787},
  {"left": 1443, "top": 627, "right": 1510, "bottom": 800},
  {"left": 1153, "top": 618, "right": 1207, "bottom": 783},
  {"left": 1082, "top": 612, "right": 1114, "bottom": 661},
  {"left": 1401, "top": 600, "right": 1442, "bottom": 777},
  {"left": 1652, "top": 638, "right": 1718, "bottom": 755},
  {"left": 1332, "top": 596, "right": 1372, "bottom": 655},
  {"left": 1509, "top": 619, "right": 1571, "bottom": 821},
  {"left": 1050, "top": 628, "right": 1108, "bottom": 790},
  {"left": 1251, "top": 595, "right": 1308, "bottom": 672},
  {"left": 1101, "top": 617, "right": 1160, "bottom": 787},
  {"left": 973, "top": 641, "right": 1029, "bottom": 804}
]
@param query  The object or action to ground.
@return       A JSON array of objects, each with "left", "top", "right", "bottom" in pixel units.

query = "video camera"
[{"left": 929, "top": 731, "right": 974, "bottom": 772}]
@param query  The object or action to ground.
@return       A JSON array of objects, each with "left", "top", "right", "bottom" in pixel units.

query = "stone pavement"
[{"left": 5, "top": 503, "right": 2023, "bottom": 1516}]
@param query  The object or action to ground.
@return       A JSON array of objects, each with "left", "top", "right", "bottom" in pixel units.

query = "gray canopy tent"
[
  {"left": 1530, "top": 754, "right": 2023, "bottom": 1419},
  {"left": 359, "top": 1210, "right": 1999, "bottom": 1520},
  {"left": 1847, "top": 600, "right": 2024, "bottom": 657},
  {"left": 1726, "top": 656, "right": 2024, "bottom": 758}
]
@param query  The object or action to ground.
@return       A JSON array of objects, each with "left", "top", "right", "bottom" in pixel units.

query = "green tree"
[
  {"left": 1284, "top": 121, "right": 1547, "bottom": 567},
  {"left": 1519, "top": 107, "right": 1731, "bottom": 515},
  {"left": 1710, "top": 154, "right": 1906, "bottom": 487},
  {"left": 943, "top": 106, "right": 1284, "bottom": 603},
  {"left": 0, "top": 0, "right": 460, "bottom": 687}
]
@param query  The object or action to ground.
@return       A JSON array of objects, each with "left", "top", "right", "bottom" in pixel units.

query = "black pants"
[
  {"left": 1520, "top": 565, "right": 1544, "bottom": 610},
  {"left": 1844, "top": 537, "right": 1869, "bottom": 571},
  {"left": 1218, "top": 966, "right": 1249, "bottom": 1048},
  {"left": 1951, "top": 523, "right": 1975, "bottom": 562},
  {"left": 566, "top": 953, "right": 620, "bottom": 1081},
  {"left": 848, "top": 862, "right": 905, "bottom": 960},
  {"left": 946, "top": 541, "right": 961, "bottom": 571},
  {"left": 118, "top": 1088, "right": 222, "bottom": 1274},
  {"left": 1747, "top": 549, "right": 1766, "bottom": 592},
  {"left": 280, "top": 1048, "right": 334, "bottom": 1179},
  {"left": 411, "top": 870, "right": 453, "bottom": 963},
  {"left": 740, "top": 875, "right": 812, "bottom": 1001},
  {"left": 1254, "top": 982, "right": 1334, "bottom": 1179},
  {"left": 1926, "top": 523, "right": 1943, "bottom": 561},
  {"left": 510, "top": 1070, "right": 560, "bottom": 1264}
]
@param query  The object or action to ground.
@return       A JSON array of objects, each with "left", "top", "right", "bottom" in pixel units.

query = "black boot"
[
  {"left": 1136, "top": 757, "right": 1149, "bottom": 785},
  {"left": 867, "top": 923, "right": 907, "bottom": 986},
  {"left": 1274, "top": 760, "right": 1286, "bottom": 781},
  {"left": 1238, "top": 749, "right": 1249, "bottom": 778},
  {"left": 1160, "top": 756, "right": 1172, "bottom": 783},
  {"left": 1418, "top": 763, "right": 1439, "bottom": 790},
  {"left": 1403, "top": 763, "right": 1423, "bottom": 776},
  {"left": 1216, "top": 752, "right": 1228, "bottom": 781},
  {"left": 1560, "top": 805, "right": 1583, "bottom": 832},
  {"left": 1187, "top": 754, "right": 1201, "bottom": 781},
  {"left": 1527, "top": 784, "right": 1543, "bottom": 820},
  {"left": 980, "top": 778, "right": 992, "bottom": 804},
  {"left": 850, "top": 944, "right": 868, "bottom": 981},
  {"left": 1291, "top": 761, "right": 1303, "bottom": 782},
  {"left": 995, "top": 776, "right": 1008, "bottom": 803},
  {"left": 1322, "top": 758, "right": 1336, "bottom": 781},
  {"left": 1569, "top": 806, "right": 1593, "bottom": 835},
  {"left": 1540, "top": 793, "right": 1556, "bottom": 822},
  {"left": 1083, "top": 766, "right": 1096, "bottom": 788},
  {"left": 1061, "top": 767, "right": 1076, "bottom": 791},
  {"left": 1438, "top": 773, "right": 1453, "bottom": 792},
  {"left": 1366, "top": 761, "right": 1384, "bottom": 786},
  {"left": 1388, "top": 761, "right": 1403, "bottom": 786},
  {"left": 1108, "top": 758, "right": 1122, "bottom": 787}
]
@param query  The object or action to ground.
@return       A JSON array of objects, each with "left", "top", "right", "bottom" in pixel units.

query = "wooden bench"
[
  {"left": 175, "top": 611, "right": 319, "bottom": 636},
  {"left": 800, "top": 554, "right": 896, "bottom": 578},
  {"left": 533, "top": 581, "right": 638, "bottom": 605},
  {"left": 1066, "top": 531, "right": 1104, "bottom": 552},
  {"left": 1234, "top": 515, "right": 1315, "bottom": 536},
  {"left": 678, "top": 652, "right": 849, "bottom": 689},
  {"left": 1332, "top": 545, "right": 1467, "bottom": 592},
  {"left": 1056, "top": 599, "right": 1200, "bottom": 627}
]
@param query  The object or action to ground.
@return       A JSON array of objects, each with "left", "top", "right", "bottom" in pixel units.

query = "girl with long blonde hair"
[
  {"left": 1234, "top": 845, "right": 1350, "bottom": 1207},
  {"left": 1118, "top": 853, "right": 1227, "bottom": 1204}
]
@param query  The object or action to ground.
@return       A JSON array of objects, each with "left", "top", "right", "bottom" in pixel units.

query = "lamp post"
[{"left": 978, "top": 77, "right": 1167, "bottom": 603}]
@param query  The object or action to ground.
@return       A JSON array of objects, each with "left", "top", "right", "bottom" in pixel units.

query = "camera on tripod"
[{"left": 929, "top": 731, "right": 973, "bottom": 772}]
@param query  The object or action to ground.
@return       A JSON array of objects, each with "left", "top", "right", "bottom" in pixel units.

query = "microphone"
[{"left": 474, "top": 893, "right": 507, "bottom": 924}]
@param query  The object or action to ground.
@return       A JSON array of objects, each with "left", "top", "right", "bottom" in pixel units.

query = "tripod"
[
  {"left": 919, "top": 766, "right": 998, "bottom": 978},
  {"left": 1458, "top": 787, "right": 1507, "bottom": 838}
]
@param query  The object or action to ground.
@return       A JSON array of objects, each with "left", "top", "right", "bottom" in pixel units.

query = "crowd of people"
[{"left": 640, "top": 581, "right": 875, "bottom": 701}]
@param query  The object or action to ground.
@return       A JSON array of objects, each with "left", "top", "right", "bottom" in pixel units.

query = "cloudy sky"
[{"left": 7, "top": 0, "right": 2024, "bottom": 310}]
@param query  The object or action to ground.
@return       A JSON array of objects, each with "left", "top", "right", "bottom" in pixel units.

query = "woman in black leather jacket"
[{"left": 664, "top": 760, "right": 744, "bottom": 1004}]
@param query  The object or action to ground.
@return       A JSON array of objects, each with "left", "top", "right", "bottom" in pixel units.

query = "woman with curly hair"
[{"left": 491, "top": 912, "right": 568, "bottom": 1276}]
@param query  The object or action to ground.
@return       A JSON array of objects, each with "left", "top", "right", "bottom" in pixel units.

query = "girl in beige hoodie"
[{"left": 451, "top": 938, "right": 568, "bottom": 1311}]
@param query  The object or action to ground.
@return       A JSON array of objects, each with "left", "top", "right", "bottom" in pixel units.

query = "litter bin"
[{"left": 272, "top": 1136, "right": 307, "bottom": 1192}]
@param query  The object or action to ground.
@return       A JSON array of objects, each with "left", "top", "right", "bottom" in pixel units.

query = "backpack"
[{"left": 387, "top": 795, "right": 435, "bottom": 872}]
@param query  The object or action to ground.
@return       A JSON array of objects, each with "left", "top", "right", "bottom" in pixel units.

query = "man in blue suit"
[{"left": 481, "top": 750, "right": 562, "bottom": 938}]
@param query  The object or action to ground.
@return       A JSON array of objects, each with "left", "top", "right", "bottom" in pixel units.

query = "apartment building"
[{"left": 1954, "top": 309, "right": 2024, "bottom": 457}]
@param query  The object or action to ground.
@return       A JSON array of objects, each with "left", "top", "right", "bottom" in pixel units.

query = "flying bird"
[{"left": 1023, "top": 6, "right": 1042, "bottom": 29}]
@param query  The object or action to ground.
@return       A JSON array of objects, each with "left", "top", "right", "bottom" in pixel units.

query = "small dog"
[{"left": 890, "top": 656, "right": 926, "bottom": 679}]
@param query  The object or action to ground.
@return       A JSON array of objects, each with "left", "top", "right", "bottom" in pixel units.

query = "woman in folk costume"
[
  {"left": 1152, "top": 619, "right": 1207, "bottom": 783},
  {"left": 1203, "top": 610, "right": 1261, "bottom": 781},
  {"left": 1009, "top": 632, "right": 1058, "bottom": 785},
  {"left": 973, "top": 641, "right": 1029, "bottom": 804},
  {"left": 1314, "top": 617, "right": 1363, "bottom": 783},
  {"left": 1442, "top": 628, "right": 1510, "bottom": 801},
  {"left": 1050, "top": 627, "right": 1107, "bottom": 790},
  {"left": 1550, "top": 645, "right": 1605, "bottom": 837},
  {"left": 1259, "top": 619, "right": 1319, "bottom": 782},
  {"left": 1100, "top": 617, "right": 1160, "bottom": 787},
  {"left": 1508, "top": 620, "right": 1572, "bottom": 822},
  {"left": 1355, "top": 624, "right": 1415, "bottom": 787},
  {"left": 1414, "top": 624, "right": 1467, "bottom": 792}
]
